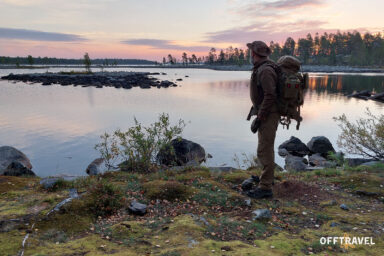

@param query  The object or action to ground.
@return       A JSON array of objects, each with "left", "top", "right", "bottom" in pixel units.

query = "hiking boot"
[
  {"left": 246, "top": 187, "right": 273, "bottom": 199},
  {"left": 241, "top": 178, "right": 254, "bottom": 191},
  {"left": 252, "top": 175, "right": 275, "bottom": 185},
  {"left": 251, "top": 175, "right": 260, "bottom": 183}
]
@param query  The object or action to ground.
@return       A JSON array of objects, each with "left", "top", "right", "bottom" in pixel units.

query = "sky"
[{"left": 0, "top": 0, "right": 383, "bottom": 61}]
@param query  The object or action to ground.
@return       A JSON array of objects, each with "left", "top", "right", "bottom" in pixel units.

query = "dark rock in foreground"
[
  {"left": 86, "top": 158, "right": 106, "bottom": 176},
  {"left": 3, "top": 161, "right": 35, "bottom": 176},
  {"left": 278, "top": 136, "right": 310, "bottom": 157},
  {"left": 285, "top": 154, "right": 308, "bottom": 171},
  {"left": 157, "top": 138, "right": 206, "bottom": 166},
  {"left": 309, "top": 153, "right": 336, "bottom": 168},
  {"left": 307, "top": 136, "right": 335, "bottom": 158},
  {"left": 252, "top": 209, "right": 272, "bottom": 220},
  {"left": 0, "top": 146, "right": 33, "bottom": 176},
  {"left": 1, "top": 72, "right": 178, "bottom": 90},
  {"left": 128, "top": 201, "right": 147, "bottom": 216}
]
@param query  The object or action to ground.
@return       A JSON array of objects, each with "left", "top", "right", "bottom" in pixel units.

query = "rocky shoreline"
[
  {"left": 2, "top": 135, "right": 382, "bottom": 180},
  {"left": 0, "top": 71, "right": 179, "bottom": 89}
]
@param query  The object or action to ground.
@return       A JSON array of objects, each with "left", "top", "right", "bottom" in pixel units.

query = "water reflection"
[
  {"left": 0, "top": 68, "right": 383, "bottom": 177},
  {"left": 308, "top": 74, "right": 384, "bottom": 95}
]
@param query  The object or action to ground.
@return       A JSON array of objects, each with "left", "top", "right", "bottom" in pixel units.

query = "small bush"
[
  {"left": 143, "top": 180, "right": 191, "bottom": 201},
  {"left": 86, "top": 181, "right": 125, "bottom": 217},
  {"left": 334, "top": 109, "right": 384, "bottom": 160},
  {"left": 95, "top": 113, "right": 186, "bottom": 172}
]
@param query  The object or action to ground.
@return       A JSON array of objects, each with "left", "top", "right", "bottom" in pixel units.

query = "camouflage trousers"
[{"left": 257, "top": 112, "right": 280, "bottom": 190}]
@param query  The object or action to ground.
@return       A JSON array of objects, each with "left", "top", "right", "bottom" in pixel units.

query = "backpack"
[{"left": 260, "top": 56, "right": 308, "bottom": 130}]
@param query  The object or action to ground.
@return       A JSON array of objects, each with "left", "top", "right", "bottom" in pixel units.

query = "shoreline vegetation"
[{"left": 1, "top": 64, "right": 384, "bottom": 73}]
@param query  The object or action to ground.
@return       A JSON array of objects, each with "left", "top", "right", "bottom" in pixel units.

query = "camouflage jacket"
[{"left": 250, "top": 59, "right": 278, "bottom": 120}]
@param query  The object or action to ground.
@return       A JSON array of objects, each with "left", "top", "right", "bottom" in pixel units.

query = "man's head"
[{"left": 247, "top": 41, "right": 271, "bottom": 65}]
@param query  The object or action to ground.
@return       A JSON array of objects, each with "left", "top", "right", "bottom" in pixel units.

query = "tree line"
[
  {"left": 163, "top": 31, "right": 384, "bottom": 66},
  {"left": 0, "top": 56, "right": 156, "bottom": 66}
]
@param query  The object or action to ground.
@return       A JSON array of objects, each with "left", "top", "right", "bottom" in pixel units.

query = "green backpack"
[{"left": 265, "top": 56, "right": 308, "bottom": 130}]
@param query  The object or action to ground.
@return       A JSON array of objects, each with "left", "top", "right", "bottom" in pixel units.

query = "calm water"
[{"left": 0, "top": 67, "right": 383, "bottom": 177}]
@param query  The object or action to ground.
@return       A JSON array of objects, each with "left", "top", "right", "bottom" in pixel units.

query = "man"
[{"left": 246, "top": 41, "right": 280, "bottom": 199}]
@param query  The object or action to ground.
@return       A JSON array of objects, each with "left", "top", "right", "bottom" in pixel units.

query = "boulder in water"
[
  {"left": 307, "top": 136, "right": 335, "bottom": 158},
  {"left": 0, "top": 146, "right": 33, "bottom": 175}
]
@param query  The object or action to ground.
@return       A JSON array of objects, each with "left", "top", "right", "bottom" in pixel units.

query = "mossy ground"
[{"left": 0, "top": 164, "right": 383, "bottom": 255}]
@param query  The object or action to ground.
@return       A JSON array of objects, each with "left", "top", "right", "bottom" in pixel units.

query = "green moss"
[
  {"left": 35, "top": 199, "right": 94, "bottom": 235},
  {"left": 143, "top": 180, "right": 193, "bottom": 201},
  {"left": 0, "top": 230, "right": 24, "bottom": 256},
  {"left": 331, "top": 172, "right": 384, "bottom": 194},
  {"left": 221, "top": 171, "right": 250, "bottom": 184},
  {"left": 0, "top": 176, "right": 38, "bottom": 193},
  {"left": 111, "top": 221, "right": 150, "bottom": 240},
  {"left": 174, "top": 170, "right": 211, "bottom": 182},
  {"left": 27, "top": 234, "right": 137, "bottom": 256}
]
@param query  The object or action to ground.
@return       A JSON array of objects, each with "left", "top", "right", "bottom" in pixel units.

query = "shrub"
[
  {"left": 86, "top": 181, "right": 124, "bottom": 217},
  {"left": 95, "top": 113, "right": 186, "bottom": 172},
  {"left": 333, "top": 109, "right": 384, "bottom": 160}
]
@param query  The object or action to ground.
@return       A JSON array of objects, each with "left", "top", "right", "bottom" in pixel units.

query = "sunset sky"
[{"left": 0, "top": 0, "right": 383, "bottom": 61}]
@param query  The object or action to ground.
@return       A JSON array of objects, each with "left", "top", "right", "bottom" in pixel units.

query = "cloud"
[
  {"left": 263, "top": 0, "right": 324, "bottom": 9},
  {"left": 0, "top": 27, "right": 87, "bottom": 42},
  {"left": 204, "top": 20, "right": 328, "bottom": 44},
  {"left": 236, "top": 0, "right": 326, "bottom": 20},
  {"left": 121, "top": 38, "right": 209, "bottom": 52}
]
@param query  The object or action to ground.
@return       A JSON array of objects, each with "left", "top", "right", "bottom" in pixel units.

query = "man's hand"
[{"left": 251, "top": 118, "right": 261, "bottom": 133}]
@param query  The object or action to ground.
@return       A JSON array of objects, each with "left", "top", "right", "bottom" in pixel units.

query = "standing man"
[{"left": 246, "top": 41, "right": 280, "bottom": 199}]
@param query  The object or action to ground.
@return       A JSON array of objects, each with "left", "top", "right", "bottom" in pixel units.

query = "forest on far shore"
[{"left": 163, "top": 31, "right": 384, "bottom": 67}]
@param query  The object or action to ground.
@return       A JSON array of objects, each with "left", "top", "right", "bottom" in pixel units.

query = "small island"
[{"left": 1, "top": 71, "right": 178, "bottom": 89}]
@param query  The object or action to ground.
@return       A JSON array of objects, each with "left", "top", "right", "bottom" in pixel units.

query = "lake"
[{"left": 0, "top": 67, "right": 383, "bottom": 177}]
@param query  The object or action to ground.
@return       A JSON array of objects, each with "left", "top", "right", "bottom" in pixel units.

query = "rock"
[
  {"left": 3, "top": 161, "right": 35, "bottom": 176},
  {"left": 355, "top": 190, "right": 379, "bottom": 197},
  {"left": 244, "top": 198, "right": 251, "bottom": 206},
  {"left": 0, "top": 146, "right": 32, "bottom": 175},
  {"left": 1, "top": 72, "right": 179, "bottom": 91},
  {"left": 207, "top": 153, "right": 213, "bottom": 158},
  {"left": 284, "top": 155, "right": 308, "bottom": 171},
  {"left": 157, "top": 138, "right": 206, "bottom": 166},
  {"left": 208, "top": 166, "right": 237, "bottom": 173},
  {"left": 86, "top": 158, "right": 106, "bottom": 175},
  {"left": 252, "top": 209, "right": 272, "bottom": 220},
  {"left": 309, "top": 153, "right": 336, "bottom": 168},
  {"left": 307, "top": 136, "right": 335, "bottom": 157},
  {"left": 241, "top": 178, "right": 254, "bottom": 191},
  {"left": 345, "top": 158, "right": 376, "bottom": 167},
  {"left": 340, "top": 204, "right": 349, "bottom": 211},
  {"left": 221, "top": 246, "right": 232, "bottom": 251},
  {"left": 40, "top": 175, "right": 82, "bottom": 189},
  {"left": 128, "top": 201, "right": 147, "bottom": 216},
  {"left": 278, "top": 148, "right": 289, "bottom": 157},
  {"left": 40, "top": 177, "right": 60, "bottom": 189},
  {"left": 176, "top": 78, "right": 183, "bottom": 81},
  {"left": 330, "top": 222, "right": 339, "bottom": 227},
  {"left": 47, "top": 188, "right": 80, "bottom": 215},
  {"left": 185, "top": 159, "right": 200, "bottom": 167},
  {"left": 278, "top": 136, "right": 310, "bottom": 157}
]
